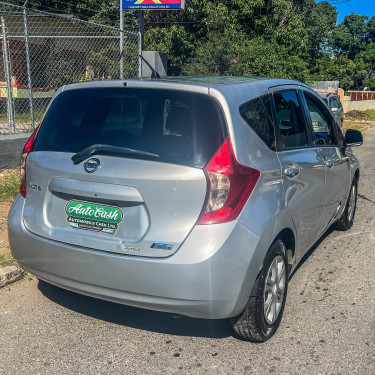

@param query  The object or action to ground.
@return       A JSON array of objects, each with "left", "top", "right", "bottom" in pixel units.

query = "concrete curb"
[
  {"left": 0, "top": 265, "right": 23, "bottom": 288},
  {"left": 0, "top": 132, "right": 32, "bottom": 140},
  {"left": 359, "top": 123, "right": 375, "bottom": 133}
]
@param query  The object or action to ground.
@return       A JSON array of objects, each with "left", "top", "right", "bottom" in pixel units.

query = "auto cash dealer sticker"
[{"left": 65, "top": 200, "right": 123, "bottom": 235}]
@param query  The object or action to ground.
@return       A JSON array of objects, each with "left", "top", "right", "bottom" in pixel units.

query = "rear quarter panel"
[{"left": 210, "top": 88, "right": 296, "bottom": 259}]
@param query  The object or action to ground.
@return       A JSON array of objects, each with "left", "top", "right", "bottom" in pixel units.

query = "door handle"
[
  {"left": 284, "top": 163, "right": 300, "bottom": 177},
  {"left": 325, "top": 160, "right": 334, "bottom": 168}
]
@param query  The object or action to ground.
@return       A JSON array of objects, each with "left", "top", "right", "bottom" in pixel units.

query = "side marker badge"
[{"left": 151, "top": 243, "right": 173, "bottom": 250}]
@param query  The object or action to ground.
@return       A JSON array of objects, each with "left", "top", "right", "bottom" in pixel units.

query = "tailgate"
[{"left": 23, "top": 152, "right": 207, "bottom": 257}]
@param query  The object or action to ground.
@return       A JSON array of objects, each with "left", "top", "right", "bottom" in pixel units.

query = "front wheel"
[
  {"left": 335, "top": 177, "right": 358, "bottom": 231},
  {"left": 230, "top": 239, "right": 289, "bottom": 342}
]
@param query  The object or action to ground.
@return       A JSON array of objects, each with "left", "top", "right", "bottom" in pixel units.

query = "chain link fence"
[{"left": 0, "top": 2, "right": 139, "bottom": 135}]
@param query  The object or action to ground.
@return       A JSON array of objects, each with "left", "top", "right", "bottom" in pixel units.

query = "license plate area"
[{"left": 65, "top": 200, "right": 123, "bottom": 235}]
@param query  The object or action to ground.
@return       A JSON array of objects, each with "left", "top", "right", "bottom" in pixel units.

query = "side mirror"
[
  {"left": 331, "top": 107, "right": 338, "bottom": 113},
  {"left": 345, "top": 129, "right": 363, "bottom": 147}
]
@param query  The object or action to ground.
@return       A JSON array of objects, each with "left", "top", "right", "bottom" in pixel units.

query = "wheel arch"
[
  {"left": 272, "top": 228, "right": 295, "bottom": 267},
  {"left": 229, "top": 225, "right": 296, "bottom": 318},
  {"left": 354, "top": 168, "right": 360, "bottom": 181}
]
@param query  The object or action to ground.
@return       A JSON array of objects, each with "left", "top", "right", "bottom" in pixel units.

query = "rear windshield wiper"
[{"left": 71, "top": 144, "right": 159, "bottom": 165}]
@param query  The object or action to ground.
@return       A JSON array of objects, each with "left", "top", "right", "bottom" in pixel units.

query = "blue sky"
[{"left": 322, "top": 0, "right": 375, "bottom": 23}]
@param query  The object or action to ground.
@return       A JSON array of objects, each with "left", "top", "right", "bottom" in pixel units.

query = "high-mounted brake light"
[
  {"left": 197, "top": 137, "right": 260, "bottom": 225},
  {"left": 19, "top": 126, "right": 39, "bottom": 198}
]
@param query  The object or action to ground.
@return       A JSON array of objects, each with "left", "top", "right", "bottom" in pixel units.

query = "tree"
[
  {"left": 143, "top": 0, "right": 337, "bottom": 80},
  {"left": 45, "top": 40, "right": 85, "bottom": 87},
  {"left": 333, "top": 13, "right": 369, "bottom": 59},
  {"left": 145, "top": 25, "right": 194, "bottom": 76},
  {"left": 88, "top": 40, "right": 138, "bottom": 79},
  {"left": 331, "top": 14, "right": 375, "bottom": 89},
  {"left": 310, "top": 55, "right": 362, "bottom": 90},
  {"left": 6, "top": 0, "right": 375, "bottom": 89}
]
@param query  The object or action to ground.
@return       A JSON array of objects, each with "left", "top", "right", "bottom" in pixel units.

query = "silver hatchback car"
[{"left": 8, "top": 77, "right": 363, "bottom": 342}]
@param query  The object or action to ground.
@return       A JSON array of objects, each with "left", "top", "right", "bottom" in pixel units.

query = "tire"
[
  {"left": 334, "top": 177, "right": 358, "bottom": 231},
  {"left": 230, "top": 239, "right": 289, "bottom": 342}
]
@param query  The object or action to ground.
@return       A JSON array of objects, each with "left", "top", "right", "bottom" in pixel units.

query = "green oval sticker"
[{"left": 65, "top": 200, "right": 123, "bottom": 234}]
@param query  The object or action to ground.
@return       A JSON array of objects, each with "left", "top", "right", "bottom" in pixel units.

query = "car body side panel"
[
  {"left": 317, "top": 146, "right": 351, "bottom": 224},
  {"left": 346, "top": 148, "right": 360, "bottom": 180},
  {"left": 210, "top": 87, "right": 297, "bottom": 257},
  {"left": 277, "top": 148, "right": 328, "bottom": 260}
]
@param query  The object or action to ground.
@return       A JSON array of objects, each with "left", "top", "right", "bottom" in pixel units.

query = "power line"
[{"left": 323, "top": 0, "right": 353, "bottom": 4}]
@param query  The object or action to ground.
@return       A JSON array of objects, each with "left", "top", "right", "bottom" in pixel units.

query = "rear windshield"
[{"left": 33, "top": 88, "right": 227, "bottom": 168}]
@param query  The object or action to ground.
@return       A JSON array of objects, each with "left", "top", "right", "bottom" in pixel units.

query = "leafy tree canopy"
[{"left": 4, "top": 0, "right": 375, "bottom": 89}]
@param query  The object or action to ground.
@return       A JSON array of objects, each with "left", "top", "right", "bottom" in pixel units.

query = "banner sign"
[{"left": 122, "top": 0, "right": 185, "bottom": 10}]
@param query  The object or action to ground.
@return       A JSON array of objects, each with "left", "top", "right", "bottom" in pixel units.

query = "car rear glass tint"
[
  {"left": 239, "top": 95, "right": 275, "bottom": 150},
  {"left": 33, "top": 88, "right": 227, "bottom": 168}
]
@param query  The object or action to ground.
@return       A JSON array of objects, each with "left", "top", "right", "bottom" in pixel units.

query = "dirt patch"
[
  {"left": 0, "top": 202, "right": 11, "bottom": 255},
  {"left": 0, "top": 168, "right": 18, "bottom": 179},
  {"left": 346, "top": 110, "right": 372, "bottom": 120}
]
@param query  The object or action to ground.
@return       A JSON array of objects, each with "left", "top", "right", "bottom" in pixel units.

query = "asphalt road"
[
  {"left": 0, "top": 133, "right": 31, "bottom": 170},
  {"left": 1, "top": 130, "right": 375, "bottom": 375}
]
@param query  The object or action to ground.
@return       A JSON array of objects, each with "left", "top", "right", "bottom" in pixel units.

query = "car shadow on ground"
[
  {"left": 37, "top": 280, "right": 233, "bottom": 339},
  {"left": 290, "top": 226, "right": 335, "bottom": 280},
  {"left": 37, "top": 226, "right": 336, "bottom": 340}
]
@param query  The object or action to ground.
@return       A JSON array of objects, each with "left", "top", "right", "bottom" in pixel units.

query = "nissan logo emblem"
[{"left": 84, "top": 158, "right": 101, "bottom": 173}]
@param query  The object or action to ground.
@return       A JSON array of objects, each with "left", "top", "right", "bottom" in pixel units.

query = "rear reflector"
[
  {"left": 19, "top": 126, "right": 39, "bottom": 198},
  {"left": 197, "top": 138, "right": 260, "bottom": 225}
]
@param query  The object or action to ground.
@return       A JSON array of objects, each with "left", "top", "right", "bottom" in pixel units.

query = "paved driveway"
[{"left": 1, "top": 130, "right": 375, "bottom": 375}]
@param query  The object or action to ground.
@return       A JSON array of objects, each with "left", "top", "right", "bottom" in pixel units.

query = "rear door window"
[
  {"left": 272, "top": 90, "right": 309, "bottom": 149},
  {"left": 33, "top": 88, "right": 227, "bottom": 168},
  {"left": 239, "top": 95, "right": 275, "bottom": 150}
]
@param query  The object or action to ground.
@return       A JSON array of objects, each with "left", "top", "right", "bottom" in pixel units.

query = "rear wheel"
[
  {"left": 230, "top": 239, "right": 289, "bottom": 342},
  {"left": 335, "top": 177, "right": 357, "bottom": 231}
]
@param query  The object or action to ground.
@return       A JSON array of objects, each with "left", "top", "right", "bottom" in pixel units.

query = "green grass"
[
  {"left": 0, "top": 111, "right": 44, "bottom": 123},
  {"left": 0, "top": 170, "right": 20, "bottom": 202},
  {"left": 363, "top": 109, "right": 375, "bottom": 120},
  {"left": 0, "top": 252, "right": 16, "bottom": 268}
]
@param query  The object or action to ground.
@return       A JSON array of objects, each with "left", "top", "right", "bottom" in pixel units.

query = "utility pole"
[
  {"left": 138, "top": 10, "right": 144, "bottom": 78},
  {"left": 119, "top": 0, "right": 124, "bottom": 79},
  {"left": 1, "top": 16, "right": 15, "bottom": 133},
  {"left": 23, "top": 0, "right": 34, "bottom": 130}
]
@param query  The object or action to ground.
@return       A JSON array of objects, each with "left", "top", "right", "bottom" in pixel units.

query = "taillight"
[
  {"left": 19, "top": 126, "right": 39, "bottom": 198},
  {"left": 197, "top": 137, "right": 260, "bottom": 225}
]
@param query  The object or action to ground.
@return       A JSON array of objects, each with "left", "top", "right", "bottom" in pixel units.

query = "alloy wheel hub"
[{"left": 264, "top": 255, "right": 286, "bottom": 325}]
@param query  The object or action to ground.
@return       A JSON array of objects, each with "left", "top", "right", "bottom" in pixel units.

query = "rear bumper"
[{"left": 8, "top": 196, "right": 265, "bottom": 319}]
